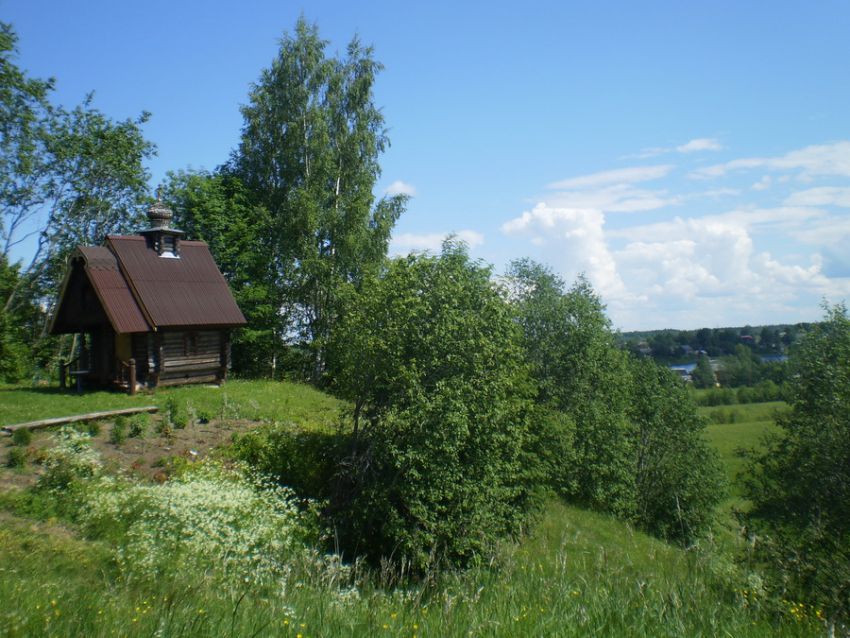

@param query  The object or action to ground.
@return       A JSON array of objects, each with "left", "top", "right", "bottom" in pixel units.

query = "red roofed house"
[{"left": 50, "top": 200, "right": 246, "bottom": 392}]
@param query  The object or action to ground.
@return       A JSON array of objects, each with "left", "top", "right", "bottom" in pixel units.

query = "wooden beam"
[{"left": 2, "top": 406, "right": 159, "bottom": 434}]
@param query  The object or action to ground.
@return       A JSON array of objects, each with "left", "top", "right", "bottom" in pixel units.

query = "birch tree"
[{"left": 234, "top": 18, "right": 406, "bottom": 379}]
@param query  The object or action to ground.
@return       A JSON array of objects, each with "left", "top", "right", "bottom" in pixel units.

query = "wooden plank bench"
[{"left": 1, "top": 406, "right": 159, "bottom": 435}]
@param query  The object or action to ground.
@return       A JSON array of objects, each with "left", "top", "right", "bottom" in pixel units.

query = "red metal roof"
[
  {"left": 106, "top": 235, "right": 247, "bottom": 329},
  {"left": 78, "top": 247, "right": 150, "bottom": 333}
]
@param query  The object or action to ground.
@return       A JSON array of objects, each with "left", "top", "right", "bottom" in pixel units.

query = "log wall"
[{"left": 158, "top": 330, "right": 223, "bottom": 383}]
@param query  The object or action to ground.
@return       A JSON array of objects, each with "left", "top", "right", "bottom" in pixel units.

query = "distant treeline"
[{"left": 620, "top": 323, "right": 810, "bottom": 360}]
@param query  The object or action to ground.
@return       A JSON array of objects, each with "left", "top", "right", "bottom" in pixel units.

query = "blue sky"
[{"left": 5, "top": 0, "right": 850, "bottom": 330}]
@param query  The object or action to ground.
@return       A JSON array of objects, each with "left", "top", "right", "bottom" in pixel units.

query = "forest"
[{"left": 1, "top": 18, "right": 849, "bottom": 637}]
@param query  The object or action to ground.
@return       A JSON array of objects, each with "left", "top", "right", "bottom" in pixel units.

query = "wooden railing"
[{"left": 59, "top": 356, "right": 83, "bottom": 392}]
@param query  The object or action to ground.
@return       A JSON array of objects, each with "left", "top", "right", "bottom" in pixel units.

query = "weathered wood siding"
[
  {"left": 131, "top": 334, "right": 150, "bottom": 380},
  {"left": 158, "top": 330, "right": 223, "bottom": 383}
]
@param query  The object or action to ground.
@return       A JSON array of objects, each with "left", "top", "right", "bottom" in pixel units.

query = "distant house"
[{"left": 50, "top": 201, "right": 246, "bottom": 392}]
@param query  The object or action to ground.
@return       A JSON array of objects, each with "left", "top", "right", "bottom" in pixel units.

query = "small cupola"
[{"left": 139, "top": 196, "right": 184, "bottom": 258}]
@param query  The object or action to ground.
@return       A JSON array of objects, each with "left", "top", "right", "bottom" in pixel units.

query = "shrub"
[
  {"left": 327, "top": 243, "right": 536, "bottom": 571},
  {"left": 163, "top": 397, "right": 179, "bottom": 424},
  {"left": 86, "top": 420, "right": 101, "bottom": 437},
  {"left": 628, "top": 358, "right": 726, "bottom": 543},
  {"left": 127, "top": 414, "right": 148, "bottom": 438},
  {"left": 11, "top": 428, "right": 31, "bottom": 446},
  {"left": 38, "top": 428, "right": 102, "bottom": 490},
  {"left": 7, "top": 446, "right": 26, "bottom": 468},
  {"left": 744, "top": 304, "right": 850, "bottom": 629},
  {"left": 506, "top": 261, "right": 637, "bottom": 517},
  {"left": 231, "top": 422, "right": 345, "bottom": 500},
  {"left": 109, "top": 418, "right": 127, "bottom": 444},
  {"left": 79, "top": 462, "right": 317, "bottom": 583}
]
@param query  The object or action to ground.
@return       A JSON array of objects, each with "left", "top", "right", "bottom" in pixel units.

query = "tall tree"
[
  {"left": 0, "top": 22, "right": 53, "bottom": 263},
  {"left": 165, "top": 170, "right": 279, "bottom": 376},
  {"left": 0, "top": 23, "right": 154, "bottom": 320},
  {"left": 507, "top": 260, "right": 635, "bottom": 516},
  {"left": 233, "top": 18, "right": 405, "bottom": 379}
]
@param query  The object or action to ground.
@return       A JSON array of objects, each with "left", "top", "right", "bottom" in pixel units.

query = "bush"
[
  {"left": 7, "top": 446, "right": 27, "bottom": 468},
  {"left": 38, "top": 428, "right": 102, "bottom": 490},
  {"left": 11, "top": 428, "right": 31, "bottom": 446},
  {"left": 85, "top": 420, "right": 101, "bottom": 437},
  {"left": 127, "top": 414, "right": 148, "bottom": 438},
  {"left": 628, "top": 358, "right": 726, "bottom": 543},
  {"left": 744, "top": 304, "right": 850, "bottom": 628},
  {"left": 231, "top": 422, "right": 345, "bottom": 501},
  {"left": 327, "top": 243, "right": 537, "bottom": 571},
  {"left": 109, "top": 418, "right": 127, "bottom": 445}
]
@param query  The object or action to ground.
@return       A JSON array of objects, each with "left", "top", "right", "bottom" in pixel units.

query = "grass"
[
  {"left": 0, "top": 502, "right": 822, "bottom": 637},
  {"left": 0, "top": 386, "right": 821, "bottom": 637},
  {"left": 701, "top": 401, "right": 786, "bottom": 497},
  {"left": 0, "top": 379, "right": 346, "bottom": 430}
]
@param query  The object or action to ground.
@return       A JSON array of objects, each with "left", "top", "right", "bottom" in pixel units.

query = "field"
[{"left": 0, "top": 382, "right": 822, "bottom": 637}]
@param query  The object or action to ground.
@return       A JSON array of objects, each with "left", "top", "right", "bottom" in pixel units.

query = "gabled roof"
[
  {"left": 51, "top": 246, "right": 151, "bottom": 334},
  {"left": 51, "top": 235, "right": 246, "bottom": 335},
  {"left": 106, "top": 235, "right": 246, "bottom": 329}
]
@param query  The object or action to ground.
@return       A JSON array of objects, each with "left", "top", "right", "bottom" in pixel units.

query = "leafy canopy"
[
  {"left": 744, "top": 303, "right": 850, "bottom": 626},
  {"left": 327, "top": 242, "right": 536, "bottom": 570}
]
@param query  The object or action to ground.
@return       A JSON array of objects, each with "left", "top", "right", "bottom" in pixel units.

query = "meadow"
[{"left": 0, "top": 382, "right": 823, "bottom": 637}]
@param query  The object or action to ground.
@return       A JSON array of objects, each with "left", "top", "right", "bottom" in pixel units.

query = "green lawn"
[
  {"left": 0, "top": 379, "right": 346, "bottom": 431},
  {"left": 701, "top": 401, "right": 786, "bottom": 497}
]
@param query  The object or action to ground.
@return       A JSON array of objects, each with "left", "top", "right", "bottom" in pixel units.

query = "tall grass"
[{"left": 0, "top": 498, "right": 823, "bottom": 637}]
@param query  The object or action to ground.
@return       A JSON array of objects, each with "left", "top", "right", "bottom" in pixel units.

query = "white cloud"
[
  {"left": 385, "top": 180, "right": 417, "bottom": 197},
  {"left": 609, "top": 206, "right": 826, "bottom": 242},
  {"left": 546, "top": 185, "right": 680, "bottom": 213},
  {"left": 501, "top": 203, "right": 625, "bottom": 298},
  {"left": 627, "top": 138, "right": 722, "bottom": 158},
  {"left": 542, "top": 164, "right": 678, "bottom": 215},
  {"left": 390, "top": 229, "right": 483, "bottom": 254},
  {"left": 502, "top": 140, "right": 850, "bottom": 329},
  {"left": 676, "top": 138, "right": 723, "bottom": 153},
  {"left": 547, "top": 164, "right": 673, "bottom": 190},
  {"left": 751, "top": 175, "right": 772, "bottom": 191},
  {"left": 785, "top": 186, "right": 850, "bottom": 208},
  {"left": 691, "top": 140, "right": 850, "bottom": 180}
]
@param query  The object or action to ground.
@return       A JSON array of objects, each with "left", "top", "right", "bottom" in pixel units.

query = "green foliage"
[
  {"left": 127, "top": 413, "right": 148, "bottom": 438},
  {"left": 231, "top": 17, "right": 406, "bottom": 379},
  {"left": 6, "top": 446, "right": 26, "bottom": 468},
  {"left": 691, "top": 353, "right": 716, "bottom": 388},
  {"left": 11, "top": 427, "right": 31, "bottom": 446},
  {"left": 628, "top": 358, "right": 726, "bottom": 542},
  {"left": 0, "top": 254, "right": 30, "bottom": 382},
  {"left": 37, "top": 427, "right": 102, "bottom": 490},
  {"left": 507, "top": 260, "right": 635, "bottom": 516},
  {"left": 231, "top": 421, "right": 346, "bottom": 501},
  {"left": 717, "top": 345, "right": 763, "bottom": 387},
  {"left": 744, "top": 303, "right": 850, "bottom": 627},
  {"left": 327, "top": 243, "right": 536, "bottom": 570},
  {"left": 109, "top": 418, "right": 127, "bottom": 445},
  {"left": 0, "top": 22, "right": 154, "bottom": 375},
  {"left": 507, "top": 260, "right": 723, "bottom": 542}
]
